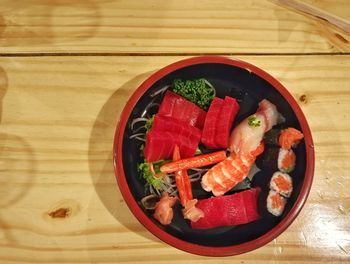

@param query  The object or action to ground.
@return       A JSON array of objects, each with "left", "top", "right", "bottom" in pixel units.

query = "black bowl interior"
[{"left": 121, "top": 63, "right": 306, "bottom": 247}]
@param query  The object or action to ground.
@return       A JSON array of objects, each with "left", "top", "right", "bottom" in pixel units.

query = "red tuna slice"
[
  {"left": 151, "top": 115, "right": 201, "bottom": 158},
  {"left": 215, "top": 96, "right": 240, "bottom": 148},
  {"left": 144, "top": 130, "right": 200, "bottom": 162},
  {"left": 201, "top": 97, "right": 224, "bottom": 149},
  {"left": 243, "top": 188, "right": 261, "bottom": 222},
  {"left": 152, "top": 115, "right": 202, "bottom": 140},
  {"left": 158, "top": 91, "right": 207, "bottom": 129},
  {"left": 144, "top": 131, "right": 175, "bottom": 162},
  {"left": 191, "top": 188, "right": 261, "bottom": 229}
]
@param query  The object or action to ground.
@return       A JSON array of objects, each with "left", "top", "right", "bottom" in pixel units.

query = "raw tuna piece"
[
  {"left": 215, "top": 96, "right": 240, "bottom": 148},
  {"left": 201, "top": 97, "right": 224, "bottom": 149},
  {"left": 191, "top": 188, "right": 261, "bottom": 229},
  {"left": 158, "top": 91, "right": 206, "bottom": 129},
  {"left": 144, "top": 130, "right": 200, "bottom": 162},
  {"left": 152, "top": 115, "right": 202, "bottom": 140},
  {"left": 144, "top": 131, "right": 174, "bottom": 162}
]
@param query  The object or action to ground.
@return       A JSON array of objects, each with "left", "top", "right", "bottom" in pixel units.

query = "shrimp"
[
  {"left": 201, "top": 143, "right": 264, "bottom": 196},
  {"left": 202, "top": 100, "right": 279, "bottom": 197},
  {"left": 203, "top": 99, "right": 279, "bottom": 197}
]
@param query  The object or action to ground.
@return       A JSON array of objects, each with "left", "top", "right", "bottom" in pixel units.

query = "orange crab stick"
[
  {"left": 173, "top": 145, "right": 193, "bottom": 207},
  {"left": 161, "top": 150, "right": 227, "bottom": 173}
]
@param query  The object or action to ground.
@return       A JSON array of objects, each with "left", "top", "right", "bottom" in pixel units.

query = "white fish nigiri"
[
  {"left": 257, "top": 99, "right": 279, "bottom": 131},
  {"left": 228, "top": 99, "right": 279, "bottom": 155}
]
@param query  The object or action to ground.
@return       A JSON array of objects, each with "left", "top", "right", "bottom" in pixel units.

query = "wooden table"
[{"left": 0, "top": 1, "right": 349, "bottom": 263}]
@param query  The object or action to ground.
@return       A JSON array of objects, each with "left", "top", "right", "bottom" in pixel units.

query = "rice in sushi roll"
[
  {"left": 267, "top": 190, "right": 287, "bottom": 216},
  {"left": 270, "top": 171, "right": 293, "bottom": 198},
  {"left": 278, "top": 148, "right": 296, "bottom": 173}
]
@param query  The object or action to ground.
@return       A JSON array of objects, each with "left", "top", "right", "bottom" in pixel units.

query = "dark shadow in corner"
[{"left": 88, "top": 72, "right": 159, "bottom": 242}]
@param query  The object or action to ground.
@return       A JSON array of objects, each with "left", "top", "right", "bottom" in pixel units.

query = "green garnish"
[
  {"left": 172, "top": 78, "right": 215, "bottom": 110},
  {"left": 248, "top": 115, "right": 261, "bottom": 127},
  {"left": 145, "top": 115, "right": 155, "bottom": 133},
  {"left": 138, "top": 160, "right": 169, "bottom": 190}
]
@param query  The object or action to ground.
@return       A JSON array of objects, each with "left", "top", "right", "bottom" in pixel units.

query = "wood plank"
[
  {"left": 303, "top": 0, "right": 350, "bottom": 20},
  {"left": 0, "top": 0, "right": 349, "bottom": 54},
  {"left": 0, "top": 55, "right": 349, "bottom": 263}
]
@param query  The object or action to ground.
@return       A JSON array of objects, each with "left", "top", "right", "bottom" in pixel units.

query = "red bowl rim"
[{"left": 113, "top": 56, "right": 314, "bottom": 256}]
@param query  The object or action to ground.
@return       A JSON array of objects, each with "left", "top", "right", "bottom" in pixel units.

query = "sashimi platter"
[{"left": 114, "top": 56, "right": 314, "bottom": 256}]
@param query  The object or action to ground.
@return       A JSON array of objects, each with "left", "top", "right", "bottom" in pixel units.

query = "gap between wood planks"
[{"left": 0, "top": 52, "right": 349, "bottom": 57}]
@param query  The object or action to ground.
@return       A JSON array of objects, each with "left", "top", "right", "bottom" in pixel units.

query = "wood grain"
[
  {"left": 0, "top": 0, "right": 349, "bottom": 54},
  {"left": 0, "top": 55, "right": 349, "bottom": 263}
]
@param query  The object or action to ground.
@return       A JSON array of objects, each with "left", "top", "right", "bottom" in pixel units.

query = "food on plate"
[
  {"left": 201, "top": 96, "right": 240, "bottom": 149},
  {"left": 259, "top": 147, "right": 280, "bottom": 172},
  {"left": 160, "top": 150, "right": 227, "bottom": 173},
  {"left": 138, "top": 160, "right": 167, "bottom": 191},
  {"left": 144, "top": 115, "right": 202, "bottom": 162},
  {"left": 264, "top": 129, "right": 281, "bottom": 146},
  {"left": 172, "top": 145, "right": 193, "bottom": 207},
  {"left": 267, "top": 170, "right": 293, "bottom": 216},
  {"left": 130, "top": 78, "right": 304, "bottom": 229},
  {"left": 270, "top": 171, "right": 293, "bottom": 198},
  {"left": 182, "top": 199, "right": 204, "bottom": 222},
  {"left": 158, "top": 90, "right": 207, "bottom": 129},
  {"left": 228, "top": 99, "right": 279, "bottom": 155},
  {"left": 278, "top": 127, "right": 304, "bottom": 149},
  {"left": 201, "top": 143, "right": 264, "bottom": 197},
  {"left": 257, "top": 99, "right": 279, "bottom": 131},
  {"left": 277, "top": 148, "right": 296, "bottom": 173},
  {"left": 172, "top": 78, "right": 215, "bottom": 110},
  {"left": 140, "top": 194, "right": 159, "bottom": 210},
  {"left": 153, "top": 192, "right": 177, "bottom": 225},
  {"left": 267, "top": 189, "right": 286, "bottom": 217},
  {"left": 201, "top": 97, "right": 225, "bottom": 149},
  {"left": 191, "top": 188, "right": 261, "bottom": 229},
  {"left": 201, "top": 98, "right": 279, "bottom": 197},
  {"left": 215, "top": 96, "right": 240, "bottom": 148},
  {"left": 172, "top": 145, "right": 204, "bottom": 222}
]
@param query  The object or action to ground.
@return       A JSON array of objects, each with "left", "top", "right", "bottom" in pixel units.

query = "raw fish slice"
[
  {"left": 257, "top": 99, "right": 279, "bottom": 131},
  {"left": 215, "top": 96, "right": 240, "bottom": 148},
  {"left": 201, "top": 97, "right": 224, "bottom": 149},
  {"left": 191, "top": 188, "right": 261, "bottom": 229},
  {"left": 144, "top": 131, "right": 174, "bottom": 162},
  {"left": 158, "top": 91, "right": 207, "bottom": 129},
  {"left": 144, "top": 130, "right": 200, "bottom": 162},
  {"left": 152, "top": 115, "right": 202, "bottom": 141},
  {"left": 228, "top": 112, "right": 266, "bottom": 155}
]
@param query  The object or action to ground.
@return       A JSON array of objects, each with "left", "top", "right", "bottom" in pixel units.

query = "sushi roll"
[
  {"left": 264, "top": 128, "right": 281, "bottom": 146},
  {"left": 278, "top": 148, "right": 296, "bottom": 173},
  {"left": 278, "top": 127, "right": 304, "bottom": 149},
  {"left": 258, "top": 147, "right": 279, "bottom": 172},
  {"left": 267, "top": 189, "right": 286, "bottom": 217},
  {"left": 270, "top": 171, "right": 293, "bottom": 198}
]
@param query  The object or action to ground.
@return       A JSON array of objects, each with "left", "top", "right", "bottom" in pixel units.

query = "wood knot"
[
  {"left": 299, "top": 94, "right": 308, "bottom": 104},
  {"left": 45, "top": 199, "right": 80, "bottom": 220},
  {"left": 49, "top": 208, "right": 70, "bottom": 218}
]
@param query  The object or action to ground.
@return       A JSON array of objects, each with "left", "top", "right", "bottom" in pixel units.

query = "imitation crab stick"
[
  {"left": 173, "top": 145, "right": 193, "bottom": 207},
  {"left": 160, "top": 150, "right": 227, "bottom": 173}
]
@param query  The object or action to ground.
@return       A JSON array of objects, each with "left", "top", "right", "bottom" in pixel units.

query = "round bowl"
[{"left": 113, "top": 56, "right": 314, "bottom": 256}]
